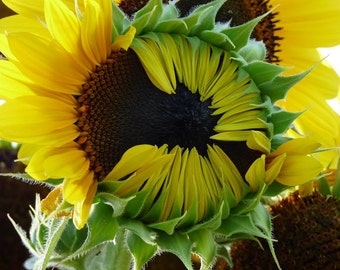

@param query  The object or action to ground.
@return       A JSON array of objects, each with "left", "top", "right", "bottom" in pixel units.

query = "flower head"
[{"left": 0, "top": 0, "right": 323, "bottom": 268}]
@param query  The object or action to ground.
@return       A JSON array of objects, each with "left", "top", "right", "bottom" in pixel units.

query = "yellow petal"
[
  {"left": 63, "top": 171, "right": 93, "bottom": 205},
  {"left": 265, "top": 154, "right": 286, "bottom": 184},
  {"left": 132, "top": 37, "right": 175, "bottom": 94},
  {"left": 0, "top": 15, "right": 50, "bottom": 37},
  {"left": 80, "top": 0, "right": 112, "bottom": 65},
  {"left": 73, "top": 179, "right": 98, "bottom": 229},
  {"left": 44, "top": 149, "right": 89, "bottom": 179},
  {"left": 246, "top": 131, "right": 270, "bottom": 153},
  {"left": 7, "top": 32, "right": 87, "bottom": 93},
  {"left": 112, "top": 26, "right": 136, "bottom": 51},
  {"left": 2, "top": 0, "right": 45, "bottom": 18},
  {"left": 276, "top": 155, "right": 323, "bottom": 186},
  {"left": 104, "top": 144, "right": 162, "bottom": 181},
  {"left": 0, "top": 96, "right": 77, "bottom": 141},
  {"left": 245, "top": 155, "right": 266, "bottom": 192},
  {"left": 271, "top": 0, "right": 340, "bottom": 47},
  {"left": 272, "top": 138, "right": 321, "bottom": 156},
  {"left": 41, "top": 186, "right": 63, "bottom": 214},
  {"left": 45, "top": 0, "right": 80, "bottom": 54}
]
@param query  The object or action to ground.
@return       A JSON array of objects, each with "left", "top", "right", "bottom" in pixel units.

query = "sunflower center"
[
  {"left": 176, "top": 0, "right": 282, "bottom": 63},
  {"left": 76, "top": 49, "right": 219, "bottom": 180}
]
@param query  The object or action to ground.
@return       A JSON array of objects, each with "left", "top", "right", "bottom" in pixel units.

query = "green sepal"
[
  {"left": 182, "top": 0, "right": 225, "bottom": 36},
  {"left": 133, "top": 0, "right": 164, "bottom": 35},
  {"left": 198, "top": 30, "right": 234, "bottom": 50},
  {"left": 184, "top": 203, "right": 223, "bottom": 234},
  {"left": 177, "top": 196, "right": 199, "bottom": 228},
  {"left": 189, "top": 230, "right": 216, "bottom": 270},
  {"left": 111, "top": 1, "right": 131, "bottom": 40},
  {"left": 118, "top": 217, "right": 157, "bottom": 245},
  {"left": 148, "top": 216, "right": 184, "bottom": 235},
  {"left": 251, "top": 204, "right": 281, "bottom": 270},
  {"left": 260, "top": 69, "right": 311, "bottom": 103},
  {"left": 215, "top": 203, "right": 275, "bottom": 251},
  {"left": 153, "top": 18, "right": 188, "bottom": 34},
  {"left": 270, "top": 134, "right": 292, "bottom": 151},
  {"left": 231, "top": 184, "right": 265, "bottom": 215},
  {"left": 216, "top": 213, "right": 269, "bottom": 242},
  {"left": 242, "top": 61, "right": 288, "bottom": 86},
  {"left": 124, "top": 188, "right": 153, "bottom": 218},
  {"left": 268, "top": 109, "right": 302, "bottom": 135},
  {"left": 157, "top": 232, "right": 194, "bottom": 270},
  {"left": 97, "top": 192, "right": 134, "bottom": 217},
  {"left": 216, "top": 247, "right": 233, "bottom": 268},
  {"left": 126, "top": 231, "right": 157, "bottom": 269},
  {"left": 332, "top": 158, "right": 340, "bottom": 197},
  {"left": 220, "top": 10, "right": 271, "bottom": 51},
  {"left": 263, "top": 180, "right": 290, "bottom": 197},
  {"left": 0, "top": 138, "right": 15, "bottom": 149},
  {"left": 142, "top": 184, "right": 172, "bottom": 222},
  {"left": 237, "top": 39, "right": 266, "bottom": 63},
  {"left": 317, "top": 177, "right": 332, "bottom": 196}
]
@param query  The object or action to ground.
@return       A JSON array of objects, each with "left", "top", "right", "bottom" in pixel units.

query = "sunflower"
[
  {"left": 0, "top": 0, "right": 324, "bottom": 268},
  {"left": 0, "top": 0, "right": 320, "bottom": 227},
  {"left": 174, "top": 0, "right": 340, "bottom": 168}
]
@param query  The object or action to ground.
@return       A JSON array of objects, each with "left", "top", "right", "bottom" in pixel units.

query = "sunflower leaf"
[
  {"left": 39, "top": 217, "right": 69, "bottom": 270},
  {"left": 55, "top": 219, "right": 88, "bottom": 254},
  {"left": 126, "top": 231, "right": 157, "bottom": 269},
  {"left": 7, "top": 214, "right": 39, "bottom": 257},
  {"left": 79, "top": 202, "right": 119, "bottom": 250},
  {"left": 58, "top": 231, "right": 132, "bottom": 270}
]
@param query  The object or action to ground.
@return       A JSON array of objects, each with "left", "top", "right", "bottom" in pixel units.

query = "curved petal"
[
  {"left": 73, "top": 179, "right": 98, "bottom": 229},
  {"left": 272, "top": 137, "right": 321, "bottom": 156},
  {"left": 271, "top": 0, "right": 340, "bottom": 47},
  {"left": 245, "top": 155, "right": 266, "bottom": 192},
  {"left": 276, "top": 155, "right": 323, "bottom": 186}
]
